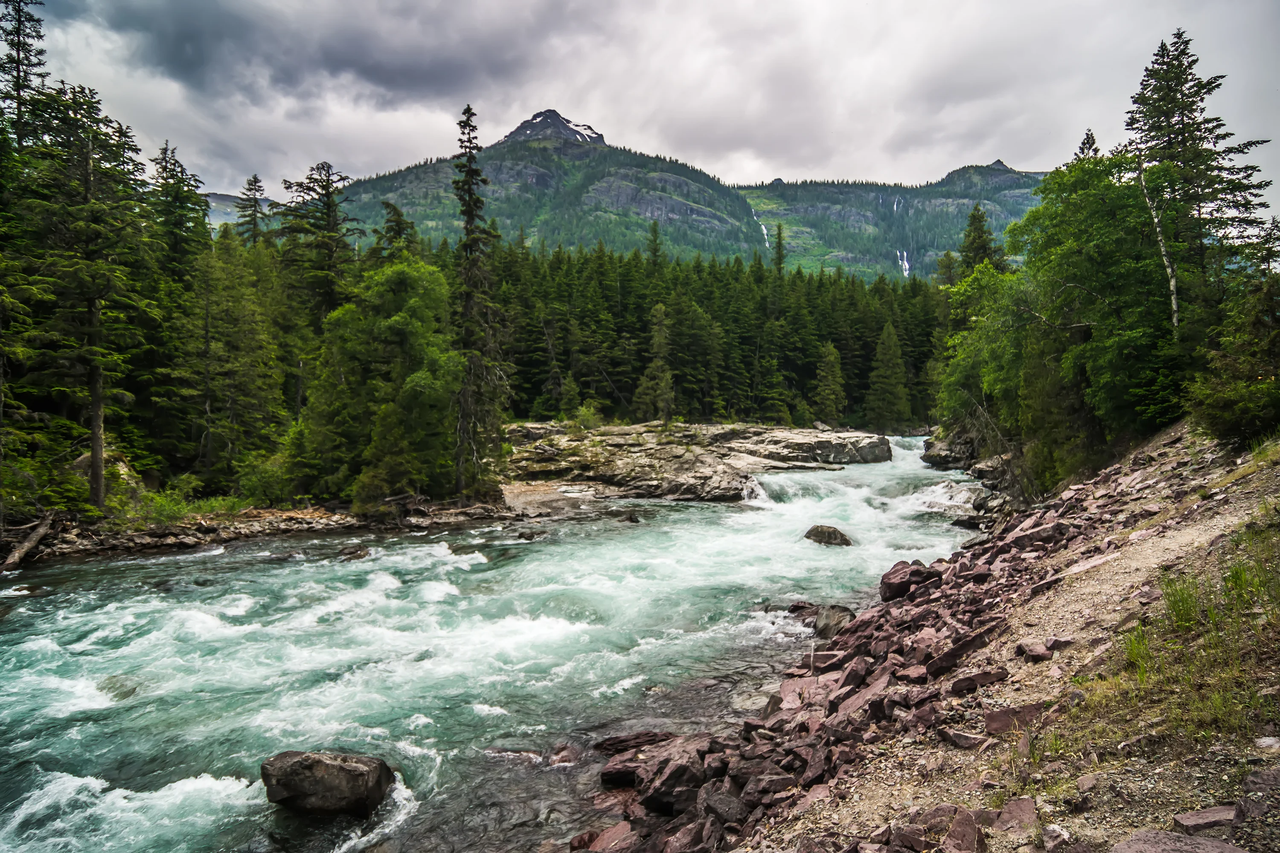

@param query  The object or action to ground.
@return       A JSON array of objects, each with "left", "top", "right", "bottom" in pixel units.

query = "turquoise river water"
[{"left": 0, "top": 438, "right": 976, "bottom": 853}]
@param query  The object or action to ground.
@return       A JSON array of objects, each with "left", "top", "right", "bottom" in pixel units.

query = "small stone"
[
  {"left": 993, "top": 796, "right": 1038, "bottom": 835},
  {"left": 1076, "top": 773, "right": 1099, "bottom": 793},
  {"left": 1043, "top": 824, "right": 1070, "bottom": 853}
]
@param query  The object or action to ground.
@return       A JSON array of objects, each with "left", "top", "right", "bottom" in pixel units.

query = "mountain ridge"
[{"left": 321, "top": 110, "right": 1046, "bottom": 278}]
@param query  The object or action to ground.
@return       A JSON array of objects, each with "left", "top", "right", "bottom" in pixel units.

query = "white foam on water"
[
  {"left": 406, "top": 714, "right": 434, "bottom": 729},
  {"left": 0, "top": 771, "right": 261, "bottom": 853},
  {"left": 591, "top": 674, "right": 646, "bottom": 697},
  {"left": 471, "top": 704, "right": 510, "bottom": 716}
]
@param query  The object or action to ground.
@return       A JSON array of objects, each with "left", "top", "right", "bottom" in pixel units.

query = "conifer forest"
[{"left": 0, "top": 3, "right": 1275, "bottom": 524}]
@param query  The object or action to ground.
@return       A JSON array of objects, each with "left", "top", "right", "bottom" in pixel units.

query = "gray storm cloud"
[{"left": 39, "top": 0, "right": 1280, "bottom": 203}]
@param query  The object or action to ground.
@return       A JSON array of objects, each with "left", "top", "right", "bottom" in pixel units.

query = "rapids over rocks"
[{"left": 0, "top": 438, "right": 981, "bottom": 853}]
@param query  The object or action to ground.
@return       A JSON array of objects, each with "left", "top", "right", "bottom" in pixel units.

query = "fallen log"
[{"left": 3, "top": 515, "right": 53, "bottom": 568}]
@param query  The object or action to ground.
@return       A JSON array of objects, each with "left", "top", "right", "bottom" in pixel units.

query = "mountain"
[
  {"left": 335, "top": 111, "right": 1046, "bottom": 279},
  {"left": 741, "top": 160, "right": 1045, "bottom": 277}
]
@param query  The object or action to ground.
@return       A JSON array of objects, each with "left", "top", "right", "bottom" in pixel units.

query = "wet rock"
[
  {"left": 594, "top": 731, "right": 676, "bottom": 756},
  {"left": 570, "top": 830, "right": 600, "bottom": 850},
  {"left": 338, "top": 546, "right": 370, "bottom": 561},
  {"left": 1111, "top": 830, "right": 1249, "bottom": 852},
  {"left": 880, "top": 560, "right": 943, "bottom": 602},
  {"left": 260, "top": 751, "right": 394, "bottom": 817},
  {"left": 589, "top": 821, "right": 640, "bottom": 852},
  {"left": 1172, "top": 806, "right": 1237, "bottom": 834},
  {"left": 548, "top": 743, "right": 582, "bottom": 766},
  {"left": 922, "top": 433, "right": 976, "bottom": 471},
  {"left": 805, "top": 525, "right": 854, "bottom": 547}
]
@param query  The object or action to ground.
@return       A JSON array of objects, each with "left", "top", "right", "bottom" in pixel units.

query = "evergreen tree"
[
  {"left": 451, "top": 105, "right": 509, "bottom": 496},
  {"left": 0, "top": 0, "right": 47, "bottom": 148},
  {"left": 811, "top": 341, "right": 846, "bottom": 425},
  {"left": 864, "top": 322, "right": 910, "bottom": 432},
  {"left": 958, "top": 203, "right": 1006, "bottom": 276},
  {"left": 20, "top": 83, "right": 150, "bottom": 507},
  {"left": 772, "top": 223, "right": 786, "bottom": 277},
  {"left": 234, "top": 173, "right": 267, "bottom": 246},
  {"left": 632, "top": 303, "right": 674, "bottom": 422},
  {"left": 934, "top": 250, "right": 960, "bottom": 287},
  {"left": 1074, "top": 128, "right": 1100, "bottom": 160},
  {"left": 274, "top": 161, "right": 364, "bottom": 321},
  {"left": 366, "top": 201, "right": 425, "bottom": 269},
  {"left": 149, "top": 141, "right": 210, "bottom": 281}
]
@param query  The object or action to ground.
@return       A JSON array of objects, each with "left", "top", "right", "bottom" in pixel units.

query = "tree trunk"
[
  {"left": 1137, "top": 162, "right": 1179, "bottom": 332},
  {"left": 89, "top": 297, "right": 106, "bottom": 508},
  {"left": 3, "top": 514, "right": 53, "bottom": 568}
]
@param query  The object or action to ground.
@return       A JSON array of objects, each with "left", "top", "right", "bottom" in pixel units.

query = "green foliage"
[
  {"left": 811, "top": 342, "right": 846, "bottom": 425},
  {"left": 864, "top": 322, "right": 910, "bottom": 432}
]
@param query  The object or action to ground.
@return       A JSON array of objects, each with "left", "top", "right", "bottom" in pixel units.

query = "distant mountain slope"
[
  {"left": 344, "top": 115, "right": 764, "bottom": 261},
  {"left": 740, "top": 161, "right": 1045, "bottom": 277},
  {"left": 341, "top": 111, "right": 1046, "bottom": 278}
]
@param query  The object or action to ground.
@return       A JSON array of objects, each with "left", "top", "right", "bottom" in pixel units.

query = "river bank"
[
  {"left": 1, "top": 424, "right": 896, "bottom": 570},
  {"left": 570, "top": 422, "right": 1280, "bottom": 853}
]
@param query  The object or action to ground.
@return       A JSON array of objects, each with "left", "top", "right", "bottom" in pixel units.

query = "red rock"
[
  {"left": 983, "top": 703, "right": 1044, "bottom": 735},
  {"left": 1172, "top": 805, "right": 1238, "bottom": 834},
  {"left": 589, "top": 821, "right": 637, "bottom": 852},
  {"left": 897, "top": 664, "right": 929, "bottom": 683},
  {"left": 594, "top": 731, "right": 676, "bottom": 756},
  {"left": 949, "top": 667, "right": 1010, "bottom": 695},
  {"left": 881, "top": 560, "right": 943, "bottom": 602},
  {"left": 942, "top": 807, "right": 989, "bottom": 853},
  {"left": 993, "top": 796, "right": 1037, "bottom": 834},
  {"left": 1110, "top": 830, "right": 1249, "bottom": 852},
  {"left": 1045, "top": 636, "right": 1075, "bottom": 650},
  {"left": 1244, "top": 768, "right": 1280, "bottom": 793},
  {"left": 1015, "top": 639, "right": 1053, "bottom": 662},
  {"left": 940, "top": 728, "right": 987, "bottom": 749},
  {"left": 571, "top": 830, "right": 600, "bottom": 850},
  {"left": 1076, "top": 773, "right": 1098, "bottom": 793},
  {"left": 892, "top": 824, "right": 931, "bottom": 851}
]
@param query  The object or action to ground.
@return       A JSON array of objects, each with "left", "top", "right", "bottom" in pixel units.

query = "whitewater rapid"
[{"left": 0, "top": 437, "right": 975, "bottom": 852}]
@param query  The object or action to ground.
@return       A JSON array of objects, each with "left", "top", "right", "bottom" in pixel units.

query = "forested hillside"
[
  {"left": 342, "top": 111, "right": 1045, "bottom": 279},
  {"left": 741, "top": 160, "right": 1044, "bottom": 278}
]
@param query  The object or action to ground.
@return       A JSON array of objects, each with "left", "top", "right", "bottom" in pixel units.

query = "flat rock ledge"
[{"left": 506, "top": 422, "right": 892, "bottom": 502}]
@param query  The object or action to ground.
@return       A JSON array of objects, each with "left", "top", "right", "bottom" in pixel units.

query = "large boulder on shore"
[
  {"left": 879, "top": 559, "right": 945, "bottom": 601},
  {"left": 260, "top": 751, "right": 394, "bottom": 817},
  {"left": 804, "top": 525, "right": 854, "bottom": 546}
]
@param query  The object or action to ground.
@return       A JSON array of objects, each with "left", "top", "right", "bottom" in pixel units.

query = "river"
[{"left": 0, "top": 437, "right": 977, "bottom": 853}]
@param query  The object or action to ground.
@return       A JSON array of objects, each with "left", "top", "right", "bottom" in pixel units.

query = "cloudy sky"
[{"left": 40, "top": 0, "right": 1280, "bottom": 201}]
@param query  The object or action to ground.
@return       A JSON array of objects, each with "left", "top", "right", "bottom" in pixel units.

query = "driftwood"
[{"left": 3, "top": 515, "right": 53, "bottom": 568}]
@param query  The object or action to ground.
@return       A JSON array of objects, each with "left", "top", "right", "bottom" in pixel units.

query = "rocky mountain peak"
[{"left": 499, "top": 109, "right": 606, "bottom": 146}]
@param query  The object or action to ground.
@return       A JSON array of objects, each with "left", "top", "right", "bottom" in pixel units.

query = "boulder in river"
[
  {"left": 804, "top": 525, "right": 854, "bottom": 546},
  {"left": 260, "top": 751, "right": 394, "bottom": 817}
]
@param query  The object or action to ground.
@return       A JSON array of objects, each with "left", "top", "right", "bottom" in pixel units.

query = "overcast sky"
[{"left": 40, "top": 0, "right": 1280, "bottom": 203}]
